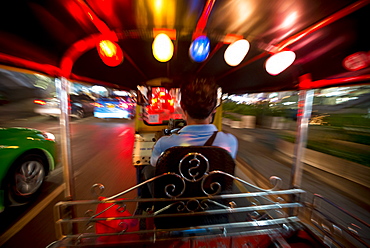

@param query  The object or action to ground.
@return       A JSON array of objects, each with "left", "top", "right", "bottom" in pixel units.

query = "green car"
[{"left": 0, "top": 127, "right": 57, "bottom": 212}]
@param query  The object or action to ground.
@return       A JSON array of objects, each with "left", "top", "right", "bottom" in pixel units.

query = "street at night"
[{"left": 0, "top": 114, "right": 368, "bottom": 247}]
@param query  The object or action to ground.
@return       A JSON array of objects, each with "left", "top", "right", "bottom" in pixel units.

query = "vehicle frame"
[{"left": 0, "top": 0, "right": 369, "bottom": 247}]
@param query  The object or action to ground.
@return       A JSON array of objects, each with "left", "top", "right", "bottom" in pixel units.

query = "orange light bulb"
[{"left": 97, "top": 40, "right": 123, "bottom": 67}]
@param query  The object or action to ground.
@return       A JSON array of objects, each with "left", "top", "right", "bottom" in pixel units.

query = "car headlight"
[{"left": 41, "top": 132, "right": 56, "bottom": 141}]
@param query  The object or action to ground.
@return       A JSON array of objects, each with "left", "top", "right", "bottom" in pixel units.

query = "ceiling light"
[
  {"left": 224, "top": 39, "right": 250, "bottom": 66},
  {"left": 189, "top": 36, "right": 210, "bottom": 62},
  {"left": 97, "top": 40, "right": 123, "bottom": 67},
  {"left": 152, "top": 33, "right": 174, "bottom": 62},
  {"left": 265, "top": 51, "right": 296, "bottom": 75}
]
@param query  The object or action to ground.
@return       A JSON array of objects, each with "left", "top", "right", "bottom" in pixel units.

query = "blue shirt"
[{"left": 150, "top": 124, "right": 238, "bottom": 166}]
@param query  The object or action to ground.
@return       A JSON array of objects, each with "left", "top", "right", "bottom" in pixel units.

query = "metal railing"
[{"left": 52, "top": 170, "right": 306, "bottom": 247}]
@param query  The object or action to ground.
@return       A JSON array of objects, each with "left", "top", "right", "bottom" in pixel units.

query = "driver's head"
[{"left": 180, "top": 78, "right": 218, "bottom": 120}]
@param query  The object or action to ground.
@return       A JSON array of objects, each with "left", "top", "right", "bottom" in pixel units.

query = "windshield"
[{"left": 144, "top": 87, "right": 184, "bottom": 125}]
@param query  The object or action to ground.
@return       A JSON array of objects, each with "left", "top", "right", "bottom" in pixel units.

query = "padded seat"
[{"left": 153, "top": 146, "right": 236, "bottom": 229}]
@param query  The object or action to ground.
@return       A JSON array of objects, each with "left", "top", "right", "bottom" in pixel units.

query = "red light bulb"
[{"left": 97, "top": 40, "right": 123, "bottom": 67}]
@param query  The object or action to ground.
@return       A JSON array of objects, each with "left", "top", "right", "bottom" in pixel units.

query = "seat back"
[{"left": 153, "top": 146, "right": 236, "bottom": 229}]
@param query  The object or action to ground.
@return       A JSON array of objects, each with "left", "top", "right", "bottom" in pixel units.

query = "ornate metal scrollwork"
[
  {"left": 115, "top": 202, "right": 127, "bottom": 213},
  {"left": 117, "top": 221, "right": 130, "bottom": 234},
  {"left": 161, "top": 173, "right": 186, "bottom": 198},
  {"left": 179, "top": 152, "right": 209, "bottom": 182},
  {"left": 159, "top": 199, "right": 219, "bottom": 213},
  {"left": 269, "top": 176, "right": 282, "bottom": 191},
  {"left": 84, "top": 209, "right": 95, "bottom": 231},
  {"left": 185, "top": 199, "right": 201, "bottom": 212},
  {"left": 91, "top": 183, "right": 105, "bottom": 198},
  {"left": 157, "top": 153, "right": 235, "bottom": 201},
  {"left": 201, "top": 171, "right": 224, "bottom": 196}
]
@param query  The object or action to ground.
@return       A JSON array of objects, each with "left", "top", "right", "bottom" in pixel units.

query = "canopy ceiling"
[{"left": 0, "top": 0, "right": 369, "bottom": 94}]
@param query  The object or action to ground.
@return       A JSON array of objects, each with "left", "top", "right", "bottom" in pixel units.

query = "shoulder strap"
[{"left": 203, "top": 131, "right": 218, "bottom": 146}]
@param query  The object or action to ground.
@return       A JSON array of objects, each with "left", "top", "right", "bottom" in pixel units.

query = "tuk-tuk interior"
[{"left": 0, "top": 0, "right": 369, "bottom": 247}]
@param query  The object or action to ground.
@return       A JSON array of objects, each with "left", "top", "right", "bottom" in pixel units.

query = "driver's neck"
[{"left": 186, "top": 116, "right": 212, "bottom": 125}]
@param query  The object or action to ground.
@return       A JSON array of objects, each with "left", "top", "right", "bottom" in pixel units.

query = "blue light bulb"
[{"left": 189, "top": 36, "right": 210, "bottom": 62}]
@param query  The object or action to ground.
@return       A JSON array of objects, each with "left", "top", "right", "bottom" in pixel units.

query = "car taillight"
[
  {"left": 34, "top": 99, "right": 46, "bottom": 105},
  {"left": 93, "top": 103, "right": 103, "bottom": 107}
]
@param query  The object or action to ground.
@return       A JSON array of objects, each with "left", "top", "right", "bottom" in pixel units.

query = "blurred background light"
[
  {"left": 282, "top": 12, "right": 298, "bottom": 29},
  {"left": 113, "top": 90, "right": 130, "bottom": 96},
  {"left": 224, "top": 39, "right": 250, "bottom": 66},
  {"left": 189, "top": 36, "right": 210, "bottom": 62},
  {"left": 97, "top": 40, "right": 123, "bottom": 67},
  {"left": 152, "top": 33, "right": 174, "bottom": 62},
  {"left": 265, "top": 51, "right": 296, "bottom": 75},
  {"left": 91, "top": 85, "right": 108, "bottom": 95}
]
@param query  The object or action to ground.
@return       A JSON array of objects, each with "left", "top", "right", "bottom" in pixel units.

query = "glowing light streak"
[
  {"left": 265, "top": 51, "right": 296, "bottom": 75},
  {"left": 189, "top": 36, "right": 210, "bottom": 62},
  {"left": 224, "top": 39, "right": 250, "bottom": 66},
  {"left": 97, "top": 40, "right": 123, "bottom": 67},
  {"left": 152, "top": 33, "right": 174, "bottom": 62}
]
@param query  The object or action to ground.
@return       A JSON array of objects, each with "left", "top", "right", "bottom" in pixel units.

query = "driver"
[{"left": 150, "top": 77, "right": 238, "bottom": 167}]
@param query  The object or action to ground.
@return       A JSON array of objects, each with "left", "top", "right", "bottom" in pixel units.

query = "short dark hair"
[{"left": 180, "top": 78, "right": 218, "bottom": 120}]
